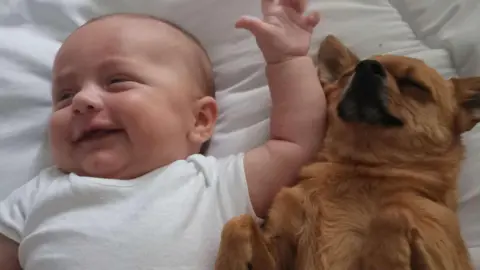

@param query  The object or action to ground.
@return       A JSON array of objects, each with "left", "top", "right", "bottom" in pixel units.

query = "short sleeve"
[
  {"left": 187, "top": 153, "right": 259, "bottom": 221},
  {"left": 0, "top": 175, "right": 43, "bottom": 243}
]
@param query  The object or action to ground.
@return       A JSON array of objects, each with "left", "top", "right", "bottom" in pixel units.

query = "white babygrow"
[{"left": 0, "top": 154, "right": 255, "bottom": 270}]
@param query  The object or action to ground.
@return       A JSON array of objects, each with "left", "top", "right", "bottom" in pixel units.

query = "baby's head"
[{"left": 49, "top": 13, "right": 217, "bottom": 179}]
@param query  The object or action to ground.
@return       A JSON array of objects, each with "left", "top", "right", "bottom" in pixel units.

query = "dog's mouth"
[
  {"left": 337, "top": 59, "right": 403, "bottom": 127},
  {"left": 75, "top": 128, "right": 123, "bottom": 143}
]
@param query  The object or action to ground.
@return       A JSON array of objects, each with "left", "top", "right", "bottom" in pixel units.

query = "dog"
[{"left": 214, "top": 35, "right": 478, "bottom": 270}]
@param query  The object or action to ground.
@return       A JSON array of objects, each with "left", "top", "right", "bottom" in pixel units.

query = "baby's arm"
[
  {"left": 239, "top": 0, "right": 326, "bottom": 217},
  {"left": 0, "top": 234, "right": 21, "bottom": 270}
]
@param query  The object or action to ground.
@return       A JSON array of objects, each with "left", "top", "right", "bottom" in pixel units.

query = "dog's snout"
[
  {"left": 356, "top": 59, "right": 386, "bottom": 78},
  {"left": 337, "top": 59, "right": 403, "bottom": 127}
]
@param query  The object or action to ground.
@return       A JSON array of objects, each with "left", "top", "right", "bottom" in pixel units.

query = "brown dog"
[{"left": 214, "top": 35, "right": 479, "bottom": 270}]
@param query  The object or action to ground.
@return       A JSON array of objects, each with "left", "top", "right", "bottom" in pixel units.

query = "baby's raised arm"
[
  {"left": 0, "top": 234, "right": 21, "bottom": 270},
  {"left": 239, "top": 0, "right": 326, "bottom": 217}
]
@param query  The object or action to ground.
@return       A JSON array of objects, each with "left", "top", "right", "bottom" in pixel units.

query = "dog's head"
[{"left": 316, "top": 35, "right": 480, "bottom": 164}]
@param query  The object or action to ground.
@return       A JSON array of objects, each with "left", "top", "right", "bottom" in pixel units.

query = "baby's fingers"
[
  {"left": 261, "top": 0, "right": 277, "bottom": 14},
  {"left": 303, "top": 11, "right": 320, "bottom": 30},
  {"left": 279, "top": 0, "right": 307, "bottom": 13},
  {"left": 235, "top": 16, "right": 270, "bottom": 37}
]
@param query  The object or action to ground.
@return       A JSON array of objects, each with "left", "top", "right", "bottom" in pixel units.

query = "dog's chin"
[
  {"left": 336, "top": 81, "right": 404, "bottom": 128},
  {"left": 337, "top": 101, "right": 404, "bottom": 127}
]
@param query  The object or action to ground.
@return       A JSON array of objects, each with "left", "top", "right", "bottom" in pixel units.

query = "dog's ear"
[
  {"left": 316, "top": 35, "right": 359, "bottom": 84},
  {"left": 453, "top": 77, "right": 480, "bottom": 132}
]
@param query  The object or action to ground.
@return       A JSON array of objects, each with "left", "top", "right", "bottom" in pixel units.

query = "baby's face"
[{"left": 50, "top": 16, "right": 215, "bottom": 179}]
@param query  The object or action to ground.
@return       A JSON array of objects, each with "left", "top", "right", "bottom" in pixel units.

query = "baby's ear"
[
  {"left": 315, "top": 35, "right": 359, "bottom": 84},
  {"left": 453, "top": 77, "right": 480, "bottom": 132},
  {"left": 189, "top": 96, "right": 218, "bottom": 150}
]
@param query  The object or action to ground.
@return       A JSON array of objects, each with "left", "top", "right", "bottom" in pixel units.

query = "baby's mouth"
[{"left": 75, "top": 129, "right": 123, "bottom": 143}]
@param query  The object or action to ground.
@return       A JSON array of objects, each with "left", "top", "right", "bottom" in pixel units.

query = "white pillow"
[
  {"left": 391, "top": 0, "right": 480, "bottom": 77},
  {"left": 0, "top": 0, "right": 478, "bottom": 265}
]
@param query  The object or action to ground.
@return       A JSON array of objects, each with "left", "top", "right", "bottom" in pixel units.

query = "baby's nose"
[{"left": 71, "top": 87, "right": 104, "bottom": 115}]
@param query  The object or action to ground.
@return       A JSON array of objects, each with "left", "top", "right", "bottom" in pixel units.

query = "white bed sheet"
[{"left": 0, "top": 0, "right": 478, "bottom": 266}]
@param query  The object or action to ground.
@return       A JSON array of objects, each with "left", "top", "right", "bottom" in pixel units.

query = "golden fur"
[{"left": 214, "top": 35, "right": 479, "bottom": 270}]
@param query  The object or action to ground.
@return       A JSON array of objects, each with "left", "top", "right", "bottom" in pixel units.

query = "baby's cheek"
[{"left": 49, "top": 112, "right": 71, "bottom": 154}]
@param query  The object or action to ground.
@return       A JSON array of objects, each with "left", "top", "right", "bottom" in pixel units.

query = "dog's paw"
[{"left": 215, "top": 215, "right": 257, "bottom": 270}]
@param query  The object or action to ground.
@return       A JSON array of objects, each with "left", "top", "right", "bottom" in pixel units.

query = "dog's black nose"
[
  {"left": 337, "top": 59, "right": 403, "bottom": 127},
  {"left": 355, "top": 59, "right": 386, "bottom": 78}
]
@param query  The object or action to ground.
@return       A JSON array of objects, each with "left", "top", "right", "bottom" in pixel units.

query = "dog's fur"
[{"left": 214, "top": 35, "right": 480, "bottom": 270}]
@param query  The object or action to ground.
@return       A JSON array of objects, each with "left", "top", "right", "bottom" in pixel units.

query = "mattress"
[{"left": 0, "top": 0, "right": 479, "bottom": 267}]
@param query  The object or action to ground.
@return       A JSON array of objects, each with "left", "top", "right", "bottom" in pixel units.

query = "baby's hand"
[{"left": 236, "top": 0, "right": 320, "bottom": 64}]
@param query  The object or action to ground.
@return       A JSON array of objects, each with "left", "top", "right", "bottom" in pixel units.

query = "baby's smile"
[{"left": 73, "top": 128, "right": 124, "bottom": 144}]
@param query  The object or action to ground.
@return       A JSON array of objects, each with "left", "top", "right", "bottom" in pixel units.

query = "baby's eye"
[
  {"left": 107, "top": 76, "right": 138, "bottom": 92},
  {"left": 108, "top": 77, "right": 130, "bottom": 85},
  {"left": 53, "top": 90, "right": 75, "bottom": 110},
  {"left": 57, "top": 90, "right": 75, "bottom": 101}
]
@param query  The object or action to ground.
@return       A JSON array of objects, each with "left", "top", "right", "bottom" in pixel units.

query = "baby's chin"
[{"left": 74, "top": 150, "right": 134, "bottom": 179}]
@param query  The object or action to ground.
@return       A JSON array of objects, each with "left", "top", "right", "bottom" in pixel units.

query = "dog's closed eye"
[
  {"left": 397, "top": 78, "right": 432, "bottom": 103},
  {"left": 398, "top": 78, "right": 429, "bottom": 92}
]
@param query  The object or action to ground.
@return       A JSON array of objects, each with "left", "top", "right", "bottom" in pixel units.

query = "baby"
[{"left": 0, "top": 0, "right": 325, "bottom": 269}]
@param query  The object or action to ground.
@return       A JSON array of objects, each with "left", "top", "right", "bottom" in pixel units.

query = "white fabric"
[
  {"left": 0, "top": 153, "right": 254, "bottom": 270},
  {"left": 460, "top": 127, "right": 480, "bottom": 268},
  {"left": 0, "top": 0, "right": 479, "bottom": 267},
  {"left": 391, "top": 0, "right": 480, "bottom": 77}
]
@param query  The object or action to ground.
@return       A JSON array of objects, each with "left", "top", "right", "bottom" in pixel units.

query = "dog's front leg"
[
  {"left": 215, "top": 187, "right": 307, "bottom": 270},
  {"left": 214, "top": 214, "right": 275, "bottom": 270}
]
